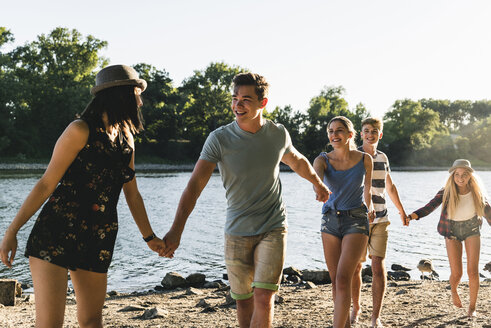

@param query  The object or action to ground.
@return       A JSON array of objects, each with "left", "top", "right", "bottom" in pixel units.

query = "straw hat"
[
  {"left": 448, "top": 159, "right": 474, "bottom": 173},
  {"left": 90, "top": 65, "right": 147, "bottom": 95}
]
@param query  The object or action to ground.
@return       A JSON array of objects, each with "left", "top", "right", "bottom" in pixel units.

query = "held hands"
[
  {"left": 367, "top": 210, "right": 376, "bottom": 223},
  {"left": 400, "top": 211, "right": 410, "bottom": 226},
  {"left": 314, "top": 183, "right": 331, "bottom": 203},
  {"left": 146, "top": 237, "right": 166, "bottom": 255},
  {"left": 0, "top": 230, "right": 18, "bottom": 268},
  {"left": 161, "top": 229, "right": 181, "bottom": 258}
]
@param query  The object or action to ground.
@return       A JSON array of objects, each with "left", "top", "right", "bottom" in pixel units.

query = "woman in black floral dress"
[{"left": 0, "top": 65, "right": 165, "bottom": 327}]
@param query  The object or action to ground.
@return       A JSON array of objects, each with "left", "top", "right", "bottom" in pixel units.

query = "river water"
[{"left": 0, "top": 170, "right": 490, "bottom": 292}]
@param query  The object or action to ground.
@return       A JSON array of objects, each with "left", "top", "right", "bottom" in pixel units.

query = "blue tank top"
[{"left": 321, "top": 152, "right": 366, "bottom": 214}]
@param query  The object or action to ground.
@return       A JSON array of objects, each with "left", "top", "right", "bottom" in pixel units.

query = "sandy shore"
[{"left": 1, "top": 280, "right": 490, "bottom": 327}]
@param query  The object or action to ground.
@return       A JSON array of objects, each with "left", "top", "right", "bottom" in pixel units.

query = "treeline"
[{"left": 1, "top": 27, "right": 491, "bottom": 166}]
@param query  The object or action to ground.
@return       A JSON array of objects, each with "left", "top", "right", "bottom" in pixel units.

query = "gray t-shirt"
[{"left": 199, "top": 120, "right": 293, "bottom": 236}]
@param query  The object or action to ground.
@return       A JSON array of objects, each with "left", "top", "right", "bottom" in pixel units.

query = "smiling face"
[
  {"left": 453, "top": 168, "right": 471, "bottom": 191},
  {"left": 327, "top": 120, "right": 353, "bottom": 148},
  {"left": 231, "top": 85, "right": 267, "bottom": 124},
  {"left": 360, "top": 123, "right": 382, "bottom": 146}
]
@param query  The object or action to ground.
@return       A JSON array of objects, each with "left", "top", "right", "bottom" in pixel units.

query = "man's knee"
[
  {"left": 353, "top": 262, "right": 362, "bottom": 275},
  {"left": 253, "top": 288, "right": 275, "bottom": 308},
  {"left": 371, "top": 256, "right": 386, "bottom": 277},
  {"left": 236, "top": 295, "right": 254, "bottom": 309}
]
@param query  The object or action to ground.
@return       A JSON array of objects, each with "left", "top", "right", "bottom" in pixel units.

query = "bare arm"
[
  {"left": 363, "top": 154, "right": 375, "bottom": 222},
  {"left": 162, "top": 159, "right": 216, "bottom": 258},
  {"left": 385, "top": 173, "right": 409, "bottom": 226},
  {"left": 122, "top": 132, "right": 165, "bottom": 254},
  {"left": 0, "top": 120, "right": 88, "bottom": 268},
  {"left": 282, "top": 149, "right": 330, "bottom": 202}
]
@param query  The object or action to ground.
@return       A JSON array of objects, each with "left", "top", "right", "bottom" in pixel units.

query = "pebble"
[
  {"left": 304, "top": 281, "right": 317, "bottom": 289},
  {"left": 137, "top": 307, "right": 168, "bottom": 320},
  {"left": 118, "top": 305, "right": 146, "bottom": 312}
]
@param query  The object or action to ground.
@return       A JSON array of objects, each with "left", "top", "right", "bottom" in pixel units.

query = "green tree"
[
  {"left": 458, "top": 116, "right": 491, "bottom": 163},
  {"left": 264, "top": 105, "right": 307, "bottom": 153},
  {"left": 301, "top": 86, "right": 367, "bottom": 160},
  {"left": 470, "top": 100, "right": 491, "bottom": 122},
  {"left": 0, "top": 27, "right": 15, "bottom": 153},
  {"left": 420, "top": 99, "right": 452, "bottom": 127},
  {"left": 383, "top": 99, "right": 449, "bottom": 164},
  {"left": 6, "top": 27, "right": 107, "bottom": 157},
  {"left": 133, "top": 63, "right": 183, "bottom": 158},
  {"left": 179, "top": 62, "right": 244, "bottom": 158}
]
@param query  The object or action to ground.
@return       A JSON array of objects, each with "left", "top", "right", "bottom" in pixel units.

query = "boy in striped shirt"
[{"left": 351, "top": 117, "right": 409, "bottom": 328}]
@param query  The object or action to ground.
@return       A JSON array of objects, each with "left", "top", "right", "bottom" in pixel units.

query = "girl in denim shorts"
[
  {"left": 409, "top": 159, "right": 491, "bottom": 318},
  {"left": 313, "top": 116, "right": 376, "bottom": 328}
]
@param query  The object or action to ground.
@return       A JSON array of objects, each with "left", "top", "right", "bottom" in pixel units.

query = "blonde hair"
[
  {"left": 328, "top": 116, "right": 356, "bottom": 150},
  {"left": 442, "top": 168, "right": 487, "bottom": 218}
]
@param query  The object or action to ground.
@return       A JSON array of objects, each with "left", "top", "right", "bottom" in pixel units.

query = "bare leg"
[
  {"left": 236, "top": 297, "right": 254, "bottom": 328},
  {"left": 351, "top": 262, "right": 362, "bottom": 324},
  {"left": 69, "top": 268, "right": 107, "bottom": 328},
  {"left": 464, "top": 235, "right": 480, "bottom": 317},
  {"left": 29, "top": 257, "right": 68, "bottom": 328},
  {"left": 322, "top": 232, "right": 342, "bottom": 304},
  {"left": 370, "top": 256, "right": 386, "bottom": 327},
  {"left": 445, "top": 238, "right": 463, "bottom": 308},
  {"left": 331, "top": 234, "right": 368, "bottom": 328},
  {"left": 250, "top": 288, "right": 276, "bottom": 328}
]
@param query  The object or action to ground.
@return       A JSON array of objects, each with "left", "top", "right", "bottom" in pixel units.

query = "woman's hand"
[
  {"left": 146, "top": 237, "right": 166, "bottom": 254},
  {"left": 408, "top": 213, "right": 418, "bottom": 222},
  {"left": 0, "top": 229, "right": 18, "bottom": 268},
  {"left": 400, "top": 212, "right": 410, "bottom": 226}
]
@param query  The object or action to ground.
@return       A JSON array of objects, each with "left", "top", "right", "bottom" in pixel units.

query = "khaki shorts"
[
  {"left": 361, "top": 221, "right": 390, "bottom": 262},
  {"left": 225, "top": 227, "right": 287, "bottom": 300}
]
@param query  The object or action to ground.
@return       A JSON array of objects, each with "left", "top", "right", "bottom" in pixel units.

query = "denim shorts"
[
  {"left": 321, "top": 206, "right": 369, "bottom": 238},
  {"left": 224, "top": 227, "right": 287, "bottom": 300},
  {"left": 448, "top": 216, "right": 481, "bottom": 242}
]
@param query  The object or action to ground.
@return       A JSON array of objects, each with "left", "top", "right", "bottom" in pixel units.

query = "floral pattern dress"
[{"left": 25, "top": 118, "right": 135, "bottom": 273}]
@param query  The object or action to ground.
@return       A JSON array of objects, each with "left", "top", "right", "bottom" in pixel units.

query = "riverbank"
[
  {"left": 1, "top": 280, "right": 490, "bottom": 327},
  {"left": 2, "top": 162, "right": 491, "bottom": 172}
]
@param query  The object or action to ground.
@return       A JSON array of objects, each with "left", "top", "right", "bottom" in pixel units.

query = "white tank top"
[{"left": 452, "top": 192, "right": 476, "bottom": 221}]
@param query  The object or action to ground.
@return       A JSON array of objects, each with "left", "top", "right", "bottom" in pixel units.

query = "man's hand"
[
  {"left": 161, "top": 229, "right": 182, "bottom": 258},
  {"left": 367, "top": 210, "right": 376, "bottom": 223},
  {"left": 314, "top": 183, "right": 331, "bottom": 203}
]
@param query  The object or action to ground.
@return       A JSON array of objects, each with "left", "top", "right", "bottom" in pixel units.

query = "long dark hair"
[{"left": 81, "top": 85, "right": 144, "bottom": 133}]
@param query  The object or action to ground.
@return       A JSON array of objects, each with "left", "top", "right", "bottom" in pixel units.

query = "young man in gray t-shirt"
[{"left": 161, "top": 73, "right": 330, "bottom": 327}]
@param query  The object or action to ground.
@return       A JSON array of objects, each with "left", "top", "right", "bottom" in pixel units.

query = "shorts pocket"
[{"left": 349, "top": 207, "right": 368, "bottom": 219}]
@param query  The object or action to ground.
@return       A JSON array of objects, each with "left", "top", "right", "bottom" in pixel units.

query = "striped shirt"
[{"left": 359, "top": 147, "right": 390, "bottom": 224}]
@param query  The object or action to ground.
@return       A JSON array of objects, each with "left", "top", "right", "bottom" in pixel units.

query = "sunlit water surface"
[{"left": 0, "top": 170, "right": 490, "bottom": 292}]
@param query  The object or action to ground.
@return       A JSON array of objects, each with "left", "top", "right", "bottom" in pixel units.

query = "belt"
[
  {"left": 327, "top": 205, "right": 366, "bottom": 217},
  {"left": 333, "top": 209, "right": 351, "bottom": 216}
]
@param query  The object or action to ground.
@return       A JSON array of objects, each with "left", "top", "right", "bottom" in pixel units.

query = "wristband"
[{"left": 143, "top": 233, "right": 156, "bottom": 242}]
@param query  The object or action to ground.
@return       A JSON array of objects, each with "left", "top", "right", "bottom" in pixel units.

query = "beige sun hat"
[
  {"left": 90, "top": 64, "right": 147, "bottom": 95},
  {"left": 448, "top": 159, "right": 474, "bottom": 173}
]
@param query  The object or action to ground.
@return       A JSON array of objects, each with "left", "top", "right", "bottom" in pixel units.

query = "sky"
[{"left": 1, "top": 0, "right": 490, "bottom": 118}]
